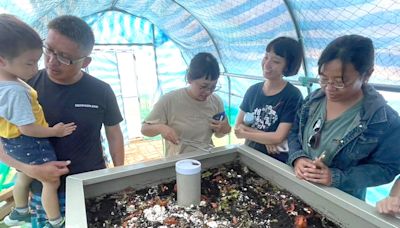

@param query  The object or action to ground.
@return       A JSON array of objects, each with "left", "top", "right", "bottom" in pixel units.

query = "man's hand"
[{"left": 26, "top": 160, "right": 70, "bottom": 183}]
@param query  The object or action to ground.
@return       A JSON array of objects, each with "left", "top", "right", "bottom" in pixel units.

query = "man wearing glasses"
[{"left": 0, "top": 15, "right": 125, "bottom": 227}]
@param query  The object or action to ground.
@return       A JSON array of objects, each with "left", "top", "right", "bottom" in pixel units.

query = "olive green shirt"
[{"left": 302, "top": 97, "right": 362, "bottom": 165}]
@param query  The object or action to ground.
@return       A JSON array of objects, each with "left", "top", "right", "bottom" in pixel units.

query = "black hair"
[
  {"left": 48, "top": 15, "right": 95, "bottom": 54},
  {"left": 186, "top": 52, "right": 220, "bottom": 81},
  {"left": 318, "top": 35, "right": 374, "bottom": 79},
  {"left": 0, "top": 14, "right": 42, "bottom": 59},
  {"left": 266, "top": 36, "right": 303, "bottom": 76}
]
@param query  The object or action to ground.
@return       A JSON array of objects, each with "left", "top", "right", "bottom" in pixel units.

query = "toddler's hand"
[{"left": 52, "top": 122, "right": 76, "bottom": 137}]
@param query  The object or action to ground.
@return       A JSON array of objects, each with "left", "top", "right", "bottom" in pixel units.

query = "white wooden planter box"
[{"left": 66, "top": 145, "right": 400, "bottom": 228}]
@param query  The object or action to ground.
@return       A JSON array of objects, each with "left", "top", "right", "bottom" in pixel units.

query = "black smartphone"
[{"left": 212, "top": 111, "right": 225, "bottom": 121}]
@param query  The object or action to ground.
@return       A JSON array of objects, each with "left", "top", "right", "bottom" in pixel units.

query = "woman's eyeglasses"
[
  {"left": 308, "top": 118, "right": 323, "bottom": 149},
  {"left": 193, "top": 81, "right": 221, "bottom": 93},
  {"left": 199, "top": 84, "right": 221, "bottom": 92},
  {"left": 318, "top": 75, "right": 359, "bottom": 89}
]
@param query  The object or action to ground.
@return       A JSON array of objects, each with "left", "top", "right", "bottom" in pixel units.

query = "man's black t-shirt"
[
  {"left": 240, "top": 82, "right": 303, "bottom": 161},
  {"left": 28, "top": 69, "right": 123, "bottom": 193}
]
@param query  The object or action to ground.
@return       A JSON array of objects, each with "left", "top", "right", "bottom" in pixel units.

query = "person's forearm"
[
  {"left": 0, "top": 144, "right": 29, "bottom": 171},
  {"left": 141, "top": 123, "right": 164, "bottom": 137},
  {"left": 1, "top": 143, "right": 69, "bottom": 182},
  {"left": 18, "top": 123, "right": 55, "bottom": 138},
  {"left": 0, "top": 143, "right": 38, "bottom": 179},
  {"left": 108, "top": 138, "right": 124, "bottom": 166},
  {"left": 109, "top": 149, "right": 124, "bottom": 166},
  {"left": 105, "top": 125, "right": 125, "bottom": 166},
  {"left": 242, "top": 130, "right": 283, "bottom": 145}
]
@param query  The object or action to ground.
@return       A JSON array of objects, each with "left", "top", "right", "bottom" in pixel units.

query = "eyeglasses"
[
  {"left": 307, "top": 118, "right": 323, "bottom": 149},
  {"left": 194, "top": 81, "right": 221, "bottom": 93},
  {"left": 200, "top": 85, "right": 221, "bottom": 92},
  {"left": 42, "top": 45, "right": 86, "bottom": 65},
  {"left": 318, "top": 75, "right": 358, "bottom": 89}
]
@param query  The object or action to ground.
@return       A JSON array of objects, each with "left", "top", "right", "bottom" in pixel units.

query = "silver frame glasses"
[
  {"left": 318, "top": 75, "right": 359, "bottom": 89},
  {"left": 42, "top": 45, "right": 86, "bottom": 66}
]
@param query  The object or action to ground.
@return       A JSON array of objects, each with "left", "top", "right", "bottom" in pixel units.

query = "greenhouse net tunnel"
[{"left": 0, "top": 0, "right": 399, "bottom": 218}]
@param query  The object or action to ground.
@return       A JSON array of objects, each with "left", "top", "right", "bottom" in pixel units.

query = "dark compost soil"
[{"left": 86, "top": 161, "right": 341, "bottom": 228}]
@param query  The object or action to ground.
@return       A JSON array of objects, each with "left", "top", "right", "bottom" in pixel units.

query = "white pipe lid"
[{"left": 175, "top": 159, "right": 201, "bottom": 175}]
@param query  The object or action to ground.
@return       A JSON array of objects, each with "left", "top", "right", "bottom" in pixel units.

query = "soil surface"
[{"left": 86, "top": 161, "right": 341, "bottom": 227}]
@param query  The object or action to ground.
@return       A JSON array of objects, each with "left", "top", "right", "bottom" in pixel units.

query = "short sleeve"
[
  {"left": 103, "top": 84, "right": 123, "bottom": 126},
  {"left": 0, "top": 85, "right": 35, "bottom": 126},
  {"left": 239, "top": 85, "right": 256, "bottom": 113},
  {"left": 143, "top": 95, "right": 169, "bottom": 125},
  {"left": 279, "top": 87, "right": 303, "bottom": 123}
]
